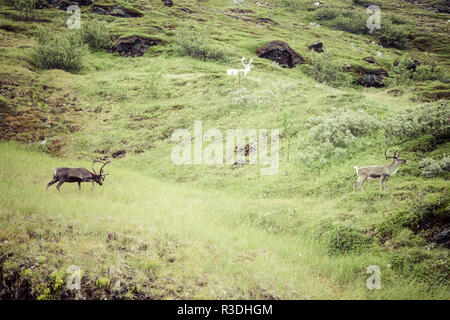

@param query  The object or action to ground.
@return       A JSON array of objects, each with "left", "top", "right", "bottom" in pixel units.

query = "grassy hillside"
[{"left": 0, "top": 0, "right": 449, "bottom": 299}]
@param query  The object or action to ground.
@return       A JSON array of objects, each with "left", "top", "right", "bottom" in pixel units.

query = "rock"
[
  {"left": 91, "top": 4, "right": 143, "bottom": 18},
  {"left": 363, "top": 56, "right": 376, "bottom": 64},
  {"left": 358, "top": 74, "right": 384, "bottom": 87},
  {"left": 256, "top": 41, "right": 305, "bottom": 68},
  {"left": 36, "top": 0, "right": 93, "bottom": 10},
  {"left": 110, "top": 36, "right": 162, "bottom": 57},
  {"left": 255, "top": 17, "right": 278, "bottom": 26},
  {"left": 308, "top": 42, "right": 323, "bottom": 53},
  {"left": 345, "top": 65, "right": 389, "bottom": 87},
  {"left": 112, "top": 150, "right": 126, "bottom": 159},
  {"left": 162, "top": 0, "right": 173, "bottom": 7},
  {"left": 430, "top": 227, "right": 450, "bottom": 248}
]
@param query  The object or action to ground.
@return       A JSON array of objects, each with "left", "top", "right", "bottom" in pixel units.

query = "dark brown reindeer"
[
  {"left": 47, "top": 159, "right": 110, "bottom": 191},
  {"left": 353, "top": 151, "right": 407, "bottom": 192}
]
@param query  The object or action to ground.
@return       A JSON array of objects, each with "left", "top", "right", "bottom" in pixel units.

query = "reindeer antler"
[
  {"left": 99, "top": 160, "right": 111, "bottom": 176},
  {"left": 385, "top": 151, "right": 399, "bottom": 159},
  {"left": 92, "top": 159, "right": 110, "bottom": 175}
]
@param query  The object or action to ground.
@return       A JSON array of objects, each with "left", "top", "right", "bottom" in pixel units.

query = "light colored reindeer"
[
  {"left": 227, "top": 57, "right": 253, "bottom": 77},
  {"left": 353, "top": 151, "right": 407, "bottom": 192}
]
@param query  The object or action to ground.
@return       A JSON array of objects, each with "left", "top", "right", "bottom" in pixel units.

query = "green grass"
[{"left": 0, "top": 0, "right": 449, "bottom": 300}]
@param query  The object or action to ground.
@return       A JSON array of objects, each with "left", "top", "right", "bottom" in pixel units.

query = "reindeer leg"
[
  {"left": 359, "top": 177, "right": 367, "bottom": 192},
  {"left": 78, "top": 182, "right": 81, "bottom": 191},
  {"left": 56, "top": 181, "right": 64, "bottom": 192},
  {"left": 47, "top": 178, "right": 58, "bottom": 189}
]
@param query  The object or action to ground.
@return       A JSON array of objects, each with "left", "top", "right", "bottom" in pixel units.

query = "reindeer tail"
[{"left": 354, "top": 166, "right": 359, "bottom": 174}]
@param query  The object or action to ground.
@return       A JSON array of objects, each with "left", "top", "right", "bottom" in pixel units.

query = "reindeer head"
[
  {"left": 92, "top": 159, "right": 110, "bottom": 185},
  {"left": 385, "top": 151, "right": 407, "bottom": 164},
  {"left": 241, "top": 57, "right": 253, "bottom": 69}
]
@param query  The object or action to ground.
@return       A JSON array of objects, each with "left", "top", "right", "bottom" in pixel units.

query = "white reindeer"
[{"left": 227, "top": 57, "right": 253, "bottom": 77}]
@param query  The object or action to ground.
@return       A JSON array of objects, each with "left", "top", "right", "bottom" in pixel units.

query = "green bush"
[
  {"left": 385, "top": 57, "right": 444, "bottom": 87},
  {"left": 376, "top": 193, "right": 449, "bottom": 238},
  {"left": 31, "top": 29, "right": 86, "bottom": 72},
  {"left": 385, "top": 102, "right": 449, "bottom": 141},
  {"left": 333, "top": 12, "right": 367, "bottom": 35},
  {"left": 418, "top": 156, "right": 450, "bottom": 178},
  {"left": 173, "top": 27, "right": 229, "bottom": 61},
  {"left": 313, "top": 8, "right": 340, "bottom": 21},
  {"left": 80, "top": 21, "right": 112, "bottom": 50},
  {"left": 413, "top": 62, "right": 444, "bottom": 82},
  {"left": 306, "top": 108, "right": 379, "bottom": 148},
  {"left": 304, "top": 52, "right": 354, "bottom": 87},
  {"left": 374, "top": 20, "right": 410, "bottom": 49},
  {"left": 299, "top": 108, "right": 379, "bottom": 167},
  {"left": 13, "top": 0, "right": 36, "bottom": 21},
  {"left": 389, "top": 248, "right": 448, "bottom": 285},
  {"left": 319, "top": 223, "right": 372, "bottom": 255}
]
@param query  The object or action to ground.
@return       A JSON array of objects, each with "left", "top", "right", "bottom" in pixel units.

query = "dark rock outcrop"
[
  {"left": 91, "top": 4, "right": 143, "bottom": 18},
  {"left": 363, "top": 56, "right": 376, "bottom": 64},
  {"left": 110, "top": 36, "right": 162, "bottom": 57},
  {"left": 346, "top": 65, "right": 389, "bottom": 87},
  {"left": 36, "top": 0, "right": 93, "bottom": 10},
  {"left": 430, "top": 227, "right": 450, "bottom": 248},
  {"left": 256, "top": 41, "right": 305, "bottom": 68},
  {"left": 358, "top": 74, "right": 384, "bottom": 87},
  {"left": 308, "top": 42, "right": 323, "bottom": 53}
]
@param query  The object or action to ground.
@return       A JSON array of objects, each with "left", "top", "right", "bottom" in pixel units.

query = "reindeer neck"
[{"left": 387, "top": 159, "right": 399, "bottom": 175}]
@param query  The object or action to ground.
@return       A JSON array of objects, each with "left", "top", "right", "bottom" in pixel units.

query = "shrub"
[
  {"left": 80, "top": 21, "right": 112, "bottom": 50},
  {"left": 304, "top": 52, "right": 353, "bottom": 87},
  {"left": 313, "top": 8, "right": 340, "bottom": 21},
  {"left": 31, "top": 29, "right": 85, "bottom": 72},
  {"left": 376, "top": 193, "right": 449, "bottom": 238},
  {"left": 306, "top": 108, "right": 380, "bottom": 148},
  {"left": 385, "top": 102, "right": 449, "bottom": 141},
  {"left": 413, "top": 62, "right": 444, "bottom": 82},
  {"left": 299, "top": 108, "right": 379, "bottom": 167},
  {"left": 318, "top": 223, "right": 372, "bottom": 255},
  {"left": 333, "top": 12, "right": 366, "bottom": 35},
  {"left": 374, "top": 20, "right": 410, "bottom": 49},
  {"left": 173, "top": 27, "right": 229, "bottom": 61},
  {"left": 13, "top": 0, "right": 36, "bottom": 21},
  {"left": 418, "top": 156, "right": 450, "bottom": 178}
]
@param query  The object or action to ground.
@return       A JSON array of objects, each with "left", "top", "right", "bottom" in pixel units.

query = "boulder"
[
  {"left": 363, "top": 56, "right": 376, "bottom": 64},
  {"left": 91, "top": 4, "right": 143, "bottom": 18},
  {"left": 358, "top": 74, "right": 384, "bottom": 87},
  {"left": 36, "top": 0, "right": 93, "bottom": 10},
  {"left": 110, "top": 36, "right": 162, "bottom": 57},
  {"left": 256, "top": 41, "right": 305, "bottom": 68},
  {"left": 308, "top": 42, "right": 323, "bottom": 53},
  {"left": 430, "top": 227, "right": 450, "bottom": 248},
  {"left": 345, "top": 65, "right": 389, "bottom": 87}
]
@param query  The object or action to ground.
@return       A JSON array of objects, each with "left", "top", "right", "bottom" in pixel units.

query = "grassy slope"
[{"left": 0, "top": 0, "right": 449, "bottom": 299}]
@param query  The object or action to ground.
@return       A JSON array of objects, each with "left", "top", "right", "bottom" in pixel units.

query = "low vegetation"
[{"left": 0, "top": 0, "right": 448, "bottom": 300}]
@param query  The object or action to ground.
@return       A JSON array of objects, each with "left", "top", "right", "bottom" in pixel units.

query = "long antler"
[
  {"left": 385, "top": 151, "right": 398, "bottom": 159},
  {"left": 92, "top": 159, "right": 110, "bottom": 175}
]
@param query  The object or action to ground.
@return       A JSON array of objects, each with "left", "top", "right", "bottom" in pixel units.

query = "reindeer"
[
  {"left": 353, "top": 151, "right": 406, "bottom": 192},
  {"left": 227, "top": 57, "right": 253, "bottom": 77},
  {"left": 47, "top": 159, "right": 110, "bottom": 191}
]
